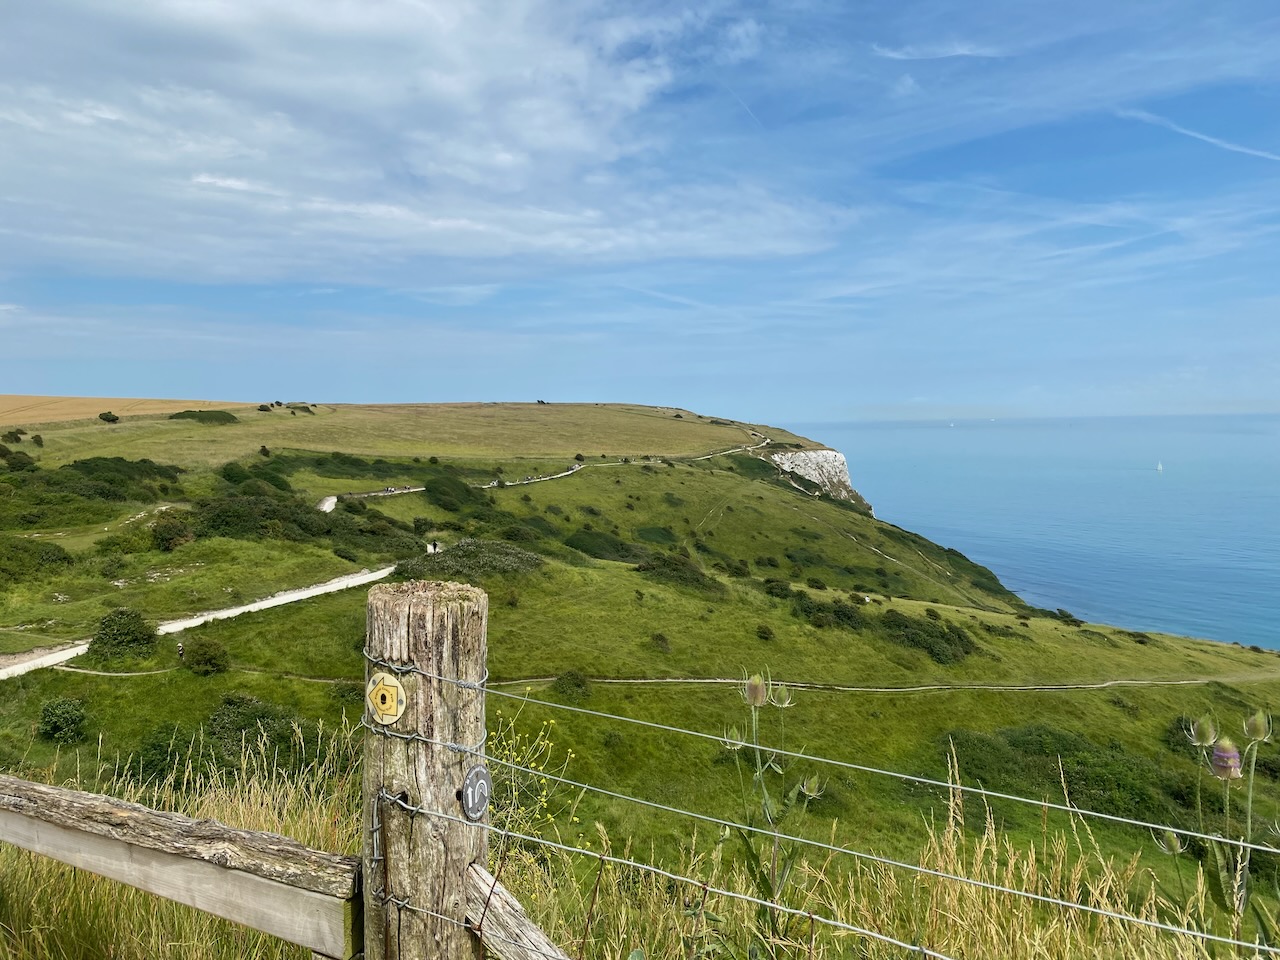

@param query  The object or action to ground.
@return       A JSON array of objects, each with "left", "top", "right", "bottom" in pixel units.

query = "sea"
[{"left": 787, "top": 414, "right": 1280, "bottom": 649}]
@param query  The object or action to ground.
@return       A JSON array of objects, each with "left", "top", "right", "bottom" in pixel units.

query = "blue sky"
[{"left": 3, "top": 0, "right": 1279, "bottom": 422}]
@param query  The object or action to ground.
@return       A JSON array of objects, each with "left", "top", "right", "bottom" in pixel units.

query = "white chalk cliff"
[{"left": 767, "top": 448, "right": 869, "bottom": 510}]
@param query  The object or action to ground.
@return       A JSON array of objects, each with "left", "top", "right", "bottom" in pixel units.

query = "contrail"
[{"left": 1117, "top": 108, "right": 1280, "bottom": 162}]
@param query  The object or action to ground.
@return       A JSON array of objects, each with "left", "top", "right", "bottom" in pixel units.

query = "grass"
[
  {"left": 0, "top": 537, "right": 359, "bottom": 652},
  {"left": 3, "top": 397, "right": 1279, "bottom": 955},
  {"left": 0, "top": 394, "right": 250, "bottom": 426},
  {"left": 8, "top": 401, "right": 812, "bottom": 471},
  {"left": 0, "top": 727, "right": 1236, "bottom": 960}
]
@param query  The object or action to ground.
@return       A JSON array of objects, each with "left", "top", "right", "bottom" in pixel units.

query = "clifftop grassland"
[{"left": 2, "top": 397, "right": 1279, "bottom": 956}]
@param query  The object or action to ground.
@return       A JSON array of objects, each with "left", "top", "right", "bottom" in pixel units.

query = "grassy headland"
[{"left": 1, "top": 396, "right": 1277, "bottom": 956}]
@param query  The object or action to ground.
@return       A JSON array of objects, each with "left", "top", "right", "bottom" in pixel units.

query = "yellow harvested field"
[
  {"left": 1, "top": 396, "right": 818, "bottom": 469},
  {"left": 0, "top": 395, "right": 251, "bottom": 426}
]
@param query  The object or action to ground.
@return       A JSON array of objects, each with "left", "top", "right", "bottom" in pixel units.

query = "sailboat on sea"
[{"left": 1156, "top": 461, "right": 1163, "bottom": 473}]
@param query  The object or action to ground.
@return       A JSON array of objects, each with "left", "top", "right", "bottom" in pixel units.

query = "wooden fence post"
[{"left": 363, "top": 581, "right": 489, "bottom": 960}]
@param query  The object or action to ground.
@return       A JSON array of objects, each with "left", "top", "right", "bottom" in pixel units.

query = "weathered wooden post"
[{"left": 363, "top": 581, "right": 489, "bottom": 960}]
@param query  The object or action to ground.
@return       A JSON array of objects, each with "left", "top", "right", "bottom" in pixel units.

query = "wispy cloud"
[
  {"left": 871, "top": 42, "right": 1004, "bottom": 61},
  {"left": 1116, "top": 108, "right": 1280, "bottom": 162}
]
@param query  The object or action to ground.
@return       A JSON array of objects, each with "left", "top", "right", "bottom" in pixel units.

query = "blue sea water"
[{"left": 787, "top": 415, "right": 1280, "bottom": 649}]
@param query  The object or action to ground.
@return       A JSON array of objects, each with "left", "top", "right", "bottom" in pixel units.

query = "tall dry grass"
[
  {"left": 0, "top": 724, "right": 1246, "bottom": 960},
  {"left": 512, "top": 787, "right": 1224, "bottom": 960}
]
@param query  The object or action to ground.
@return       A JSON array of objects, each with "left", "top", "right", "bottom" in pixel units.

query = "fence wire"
[
  {"left": 374, "top": 721, "right": 1280, "bottom": 958},
  {"left": 362, "top": 655, "right": 1280, "bottom": 957},
  {"left": 473, "top": 680, "right": 1280, "bottom": 859},
  {"left": 378, "top": 789, "right": 960, "bottom": 960}
]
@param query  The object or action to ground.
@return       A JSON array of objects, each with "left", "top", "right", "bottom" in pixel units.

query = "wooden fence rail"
[
  {"left": 0, "top": 773, "right": 362, "bottom": 959},
  {"left": 0, "top": 580, "right": 568, "bottom": 960}
]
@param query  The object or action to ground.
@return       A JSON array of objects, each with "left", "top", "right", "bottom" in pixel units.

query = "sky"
[{"left": 2, "top": 0, "right": 1279, "bottom": 423}]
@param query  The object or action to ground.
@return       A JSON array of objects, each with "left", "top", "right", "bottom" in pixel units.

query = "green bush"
[
  {"left": 633, "top": 553, "right": 725, "bottom": 597},
  {"left": 635, "top": 526, "right": 676, "bottom": 545},
  {"left": 565, "top": 529, "right": 648, "bottom": 562},
  {"left": 168, "top": 410, "right": 240, "bottom": 425},
  {"left": 423, "top": 475, "right": 484, "bottom": 512},
  {"left": 38, "top": 698, "right": 87, "bottom": 744},
  {"left": 878, "top": 609, "right": 974, "bottom": 664},
  {"left": 151, "top": 512, "right": 194, "bottom": 552},
  {"left": 552, "top": 670, "right": 591, "bottom": 703},
  {"left": 0, "top": 534, "right": 73, "bottom": 585},
  {"left": 184, "top": 636, "right": 230, "bottom": 675},
  {"left": 395, "top": 538, "right": 543, "bottom": 582},
  {"left": 89, "top": 608, "right": 157, "bottom": 662},
  {"left": 98, "top": 411, "right": 119, "bottom": 423}
]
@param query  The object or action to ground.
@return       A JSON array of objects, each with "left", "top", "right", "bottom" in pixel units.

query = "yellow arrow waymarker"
[{"left": 366, "top": 672, "right": 407, "bottom": 725}]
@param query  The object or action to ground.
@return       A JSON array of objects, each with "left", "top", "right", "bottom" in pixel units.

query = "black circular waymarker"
[{"left": 461, "top": 765, "right": 491, "bottom": 822}]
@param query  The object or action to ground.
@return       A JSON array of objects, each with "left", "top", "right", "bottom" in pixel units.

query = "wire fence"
[{"left": 364, "top": 650, "right": 1280, "bottom": 958}]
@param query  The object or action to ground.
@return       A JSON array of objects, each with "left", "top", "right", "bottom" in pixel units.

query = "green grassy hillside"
[{"left": 2, "top": 397, "right": 1279, "bottom": 953}]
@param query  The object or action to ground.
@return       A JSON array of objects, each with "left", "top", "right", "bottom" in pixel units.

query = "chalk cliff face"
[{"left": 767, "top": 449, "right": 871, "bottom": 512}]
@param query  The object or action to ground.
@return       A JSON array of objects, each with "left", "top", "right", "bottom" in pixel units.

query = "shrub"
[
  {"left": 423, "top": 475, "right": 484, "bottom": 512},
  {"left": 574, "top": 453, "right": 585, "bottom": 462},
  {"left": 763, "top": 579, "right": 793, "bottom": 599},
  {"left": 635, "top": 526, "right": 676, "bottom": 545},
  {"left": 90, "top": 608, "right": 157, "bottom": 662},
  {"left": 756, "top": 623, "right": 775, "bottom": 641},
  {"left": 806, "top": 577, "right": 827, "bottom": 591},
  {"left": 151, "top": 512, "right": 195, "bottom": 552},
  {"left": 334, "top": 546, "right": 359, "bottom": 562},
  {"left": 258, "top": 404, "right": 271, "bottom": 411},
  {"left": 30, "top": 434, "right": 43, "bottom": 447},
  {"left": 565, "top": 529, "right": 647, "bottom": 562},
  {"left": 650, "top": 632, "right": 671, "bottom": 653},
  {"left": 168, "top": 410, "right": 239, "bottom": 425},
  {"left": 395, "top": 538, "right": 543, "bottom": 582},
  {"left": 634, "top": 553, "right": 724, "bottom": 596},
  {"left": 551, "top": 670, "right": 591, "bottom": 703},
  {"left": 38, "top": 698, "right": 87, "bottom": 743},
  {"left": 220, "top": 461, "right": 252, "bottom": 485},
  {"left": 259, "top": 445, "right": 271, "bottom": 457},
  {"left": 0, "top": 430, "right": 20, "bottom": 443},
  {"left": 0, "top": 534, "right": 74, "bottom": 585},
  {"left": 879, "top": 609, "right": 975, "bottom": 664},
  {"left": 97, "top": 411, "right": 119, "bottom": 423},
  {"left": 184, "top": 636, "right": 230, "bottom": 675}
]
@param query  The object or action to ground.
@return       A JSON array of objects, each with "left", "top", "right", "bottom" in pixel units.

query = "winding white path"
[{"left": 0, "top": 566, "right": 394, "bottom": 682}]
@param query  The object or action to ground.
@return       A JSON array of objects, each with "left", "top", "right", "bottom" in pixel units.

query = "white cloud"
[
  {"left": 871, "top": 41, "right": 1004, "bottom": 61},
  {"left": 1116, "top": 108, "right": 1280, "bottom": 162},
  {"left": 0, "top": 1, "right": 822, "bottom": 281}
]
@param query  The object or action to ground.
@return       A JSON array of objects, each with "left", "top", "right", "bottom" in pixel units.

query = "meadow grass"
[
  {"left": 4, "top": 398, "right": 1279, "bottom": 956},
  {"left": 0, "top": 537, "right": 359, "bottom": 653},
  {"left": 11, "top": 402, "right": 801, "bottom": 471},
  {"left": 0, "top": 727, "right": 1232, "bottom": 960},
  {"left": 0, "top": 394, "right": 250, "bottom": 426}
]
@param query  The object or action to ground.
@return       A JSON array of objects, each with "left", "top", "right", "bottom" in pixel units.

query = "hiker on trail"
[
  {"left": 431, "top": 540, "right": 440, "bottom": 554},
  {"left": 177, "top": 642, "right": 184, "bottom": 661}
]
